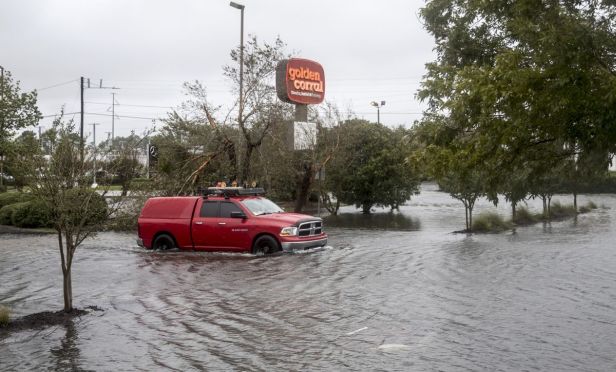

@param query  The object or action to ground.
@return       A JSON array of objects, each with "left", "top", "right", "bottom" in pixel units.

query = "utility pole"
[
  {"left": 80, "top": 77, "right": 119, "bottom": 162},
  {"left": 90, "top": 123, "right": 100, "bottom": 187},
  {"left": 80, "top": 77, "right": 85, "bottom": 161},
  {"left": 111, "top": 92, "right": 116, "bottom": 141}
]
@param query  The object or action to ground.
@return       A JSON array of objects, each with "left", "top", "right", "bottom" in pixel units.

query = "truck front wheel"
[
  {"left": 153, "top": 234, "right": 176, "bottom": 250},
  {"left": 252, "top": 235, "right": 281, "bottom": 256}
]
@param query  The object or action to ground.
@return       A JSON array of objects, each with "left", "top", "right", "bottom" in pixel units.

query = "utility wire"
[
  {"left": 85, "top": 112, "right": 161, "bottom": 121},
  {"left": 36, "top": 79, "right": 79, "bottom": 91},
  {"left": 85, "top": 101, "right": 174, "bottom": 109},
  {"left": 41, "top": 112, "right": 81, "bottom": 118}
]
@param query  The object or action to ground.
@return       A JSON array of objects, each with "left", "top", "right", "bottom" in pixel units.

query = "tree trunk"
[
  {"left": 464, "top": 203, "right": 469, "bottom": 231},
  {"left": 573, "top": 192, "right": 578, "bottom": 212},
  {"left": 63, "top": 269, "right": 73, "bottom": 312},
  {"left": 121, "top": 182, "right": 128, "bottom": 197},
  {"left": 322, "top": 192, "right": 339, "bottom": 215},
  {"left": 294, "top": 163, "right": 314, "bottom": 213},
  {"left": 468, "top": 204, "right": 473, "bottom": 231},
  {"left": 547, "top": 195, "right": 552, "bottom": 219},
  {"left": 362, "top": 203, "right": 372, "bottom": 214},
  {"left": 57, "top": 231, "right": 72, "bottom": 312},
  {"left": 542, "top": 195, "right": 547, "bottom": 218},
  {"left": 223, "top": 140, "right": 237, "bottom": 182},
  {"left": 511, "top": 201, "right": 517, "bottom": 222},
  {"left": 241, "top": 144, "right": 254, "bottom": 184}
]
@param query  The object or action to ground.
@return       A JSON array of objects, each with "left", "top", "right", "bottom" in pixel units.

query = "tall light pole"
[
  {"left": 370, "top": 100, "right": 386, "bottom": 125},
  {"left": 230, "top": 1, "right": 244, "bottom": 182}
]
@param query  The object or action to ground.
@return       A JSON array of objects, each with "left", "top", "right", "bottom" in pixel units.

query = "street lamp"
[
  {"left": 230, "top": 1, "right": 245, "bottom": 182},
  {"left": 370, "top": 100, "right": 386, "bottom": 125}
]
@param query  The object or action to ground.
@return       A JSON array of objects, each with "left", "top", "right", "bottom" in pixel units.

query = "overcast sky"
[{"left": 1, "top": 0, "right": 435, "bottom": 139}]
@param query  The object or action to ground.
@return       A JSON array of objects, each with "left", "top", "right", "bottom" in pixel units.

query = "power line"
[
  {"left": 41, "top": 112, "right": 81, "bottom": 118},
  {"left": 355, "top": 112, "right": 423, "bottom": 115},
  {"left": 36, "top": 79, "right": 79, "bottom": 91},
  {"left": 85, "top": 101, "right": 174, "bottom": 109},
  {"left": 85, "top": 112, "right": 161, "bottom": 121}
]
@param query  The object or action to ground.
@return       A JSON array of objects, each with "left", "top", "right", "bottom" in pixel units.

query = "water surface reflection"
[{"left": 324, "top": 212, "right": 420, "bottom": 230}]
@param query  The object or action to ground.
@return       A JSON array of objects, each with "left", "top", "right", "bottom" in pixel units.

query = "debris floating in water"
[
  {"left": 377, "top": 343, "right": 411, "bottom": 351},
  {"left": 346, "top": 326, "right": 368, "bottom": 336}
]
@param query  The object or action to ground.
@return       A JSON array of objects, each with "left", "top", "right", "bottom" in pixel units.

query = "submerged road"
[{"left": 2, "top": 185, "right": 616, "bottom": 371}]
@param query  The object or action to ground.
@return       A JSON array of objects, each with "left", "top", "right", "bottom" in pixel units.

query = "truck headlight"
[{"left": 280, "top": 226, "right": 298, "bottom": 236}]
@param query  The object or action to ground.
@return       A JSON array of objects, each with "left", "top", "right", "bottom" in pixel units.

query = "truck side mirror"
[{"left": 230, "top": 211, "right": 247, "bottom": 219}]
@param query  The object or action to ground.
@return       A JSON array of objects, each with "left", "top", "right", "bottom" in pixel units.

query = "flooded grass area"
[{"left": 2, "top": 184, "right": 616, "bottom": 370}]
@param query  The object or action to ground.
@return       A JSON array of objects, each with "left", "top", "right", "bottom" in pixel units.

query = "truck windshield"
[{"left": 241, "top": 198, "right": 284, "bottom": 216}]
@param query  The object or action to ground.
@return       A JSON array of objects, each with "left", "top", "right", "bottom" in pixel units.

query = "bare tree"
[
  {"left": 25, "top": 116, "right": 124, "bottom": 312},
  {"left": 224, "top": 35, "right": 292, "bottom": 183}
]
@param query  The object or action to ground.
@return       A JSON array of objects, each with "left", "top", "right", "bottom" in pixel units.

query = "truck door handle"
[
  {"left": 218, "top": 222, "right": 226, "bottom": 225},
  {"left": 195, "top": 221, "right": 203, "bottom": 225}
]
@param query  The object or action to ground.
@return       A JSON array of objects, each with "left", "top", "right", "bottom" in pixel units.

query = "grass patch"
[
  {"left": 0, "top": 305, "right": 10, "bottom": 327},
  {"left": 472, "top": 212, "right": 512, "bottom": 233},
  {"left": 547, "top": 201, "right": 577, "bottom": 220},
  {"left": 513, "top": 207, "right": 541, "bottom": 226},
  {"left": 579, "top": 200, "right": 599, "bottom": 214},
  {"left": 96, "top": 185, "right": 123, "bottom": 191}
]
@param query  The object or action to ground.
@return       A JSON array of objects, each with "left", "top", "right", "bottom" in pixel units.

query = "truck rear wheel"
[
  {"left": 252, "top": 235, "right": 280, "bottom": 256},
  {"left": 153, "top": 234, "right": 175, "bottom": 250}
]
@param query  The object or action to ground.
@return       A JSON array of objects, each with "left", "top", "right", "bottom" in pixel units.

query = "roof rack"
[{"left": 201, "top": 187, "right": 265, "bottom": 198}]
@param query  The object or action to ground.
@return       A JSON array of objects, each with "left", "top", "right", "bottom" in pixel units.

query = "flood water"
[{"left": 2, "top": 184, "right": 616, "bottom": 371}]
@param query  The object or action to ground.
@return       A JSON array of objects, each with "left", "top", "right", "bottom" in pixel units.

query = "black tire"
[
  {"left": 252, "top": 235, "right": 281, "bottom": 255},
  {"left": 153, "top": 234, "right": 175, "bottom": 250}
]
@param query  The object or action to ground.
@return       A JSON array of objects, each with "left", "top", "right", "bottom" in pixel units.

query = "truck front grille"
[{"left": 298, "top": 221, "right": 322, "bottom": 237}]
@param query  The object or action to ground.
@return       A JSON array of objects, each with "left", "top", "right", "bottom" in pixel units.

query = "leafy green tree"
[
  {"left": 324, "top": 119, "right": 420, "bottom": 214},
  {"left": 0, "top": 67, "right": 41, "bottom": 153},
  {"left": 3, "top": 130, "right": 41, "bottom": 190},
  {"left": 0, "top": 67, "right": 41, "bottom": 187},
  {"left": 425, "top": 139, "right": 487, "bottom": 231},
  {"left": 418, "top": 0, "right": 616, "bottom": 224}
]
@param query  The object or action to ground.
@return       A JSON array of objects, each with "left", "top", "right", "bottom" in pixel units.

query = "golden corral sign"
[{"left": 276, "top": 58, "right": 325, "bottom": 105}]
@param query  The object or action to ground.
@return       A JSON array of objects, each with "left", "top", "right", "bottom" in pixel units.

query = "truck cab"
[{"left": 137, "top": 188, "right": 327, "bottom": 254}]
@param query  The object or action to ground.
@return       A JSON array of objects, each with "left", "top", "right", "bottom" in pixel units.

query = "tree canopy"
[
  {"left": 417, "top": 0, "right": 616, "bottom": 227},
  {"left": 0, "top": 67, "right": 41, "bottom": 156}
]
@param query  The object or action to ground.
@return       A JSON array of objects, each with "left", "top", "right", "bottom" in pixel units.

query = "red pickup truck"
[{"left": 137, "top": 188, "right": 327, "bottom": 254}]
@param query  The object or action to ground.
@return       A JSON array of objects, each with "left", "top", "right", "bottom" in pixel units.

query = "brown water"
[{"left": 2, "top": 184, "right": 616, "bottom": 371}]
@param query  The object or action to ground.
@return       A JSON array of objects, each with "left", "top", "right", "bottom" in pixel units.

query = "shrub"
[
  {"left": 106, "top": 209, "right": 139, "bottom": 231},
  {"left": 513, "top": 207, "right": 541, "bottom": 226},
  {"left": 0, "top": 192, "right": 33, "bottom": 209},
  {"left": 0, "top": 305, "right": 9, "bottom": 327},
  {"left": 11, "top": 200, "right": 52, "bottom": 228},
  {"left": 0, "top": 202, "right": 24, "bottom": 226},
  {"left": 472, "top": 212, "right": 512, "bottom": 233}
]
